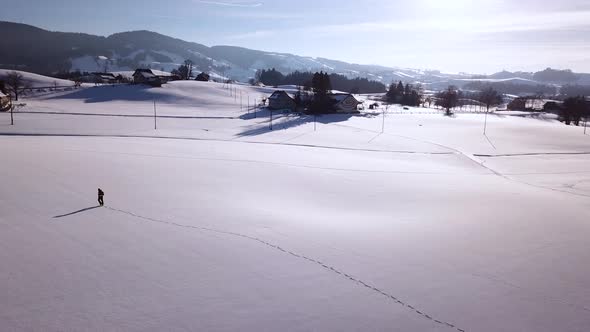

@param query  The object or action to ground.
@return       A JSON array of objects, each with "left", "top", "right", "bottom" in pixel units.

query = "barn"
[
  {"left": 329, "top": 93, "right": 361, "bottom": 113},
  {"left": 91, "top": 72, "right": 118, "bottom": 84},
  {"left": 268, "top": 91, "right": 296, "bottom": 111},
  {"left": 133, "top": 69, "right": 162, "bottom": 87}
]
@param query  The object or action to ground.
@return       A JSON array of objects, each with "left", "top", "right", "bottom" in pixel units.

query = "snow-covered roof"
[
  {"left": 329, "top": 93, "right": 358, "bottom": 103},
  {"left": 133, "top": 69, "right": 173, "bottom": 79},
  {"left": 94, "top": 73, "right": 116, "bottom": 80},
  {"left": 269, "top": 90, "right": 292, "bottom": 100},
  {"left": 134, "top": 70, "right": 156, "bottom": 79},
  {"left": 151, "top": 70, "right": 173, "bottom": 77},
  {"left": 0, "top": 91, "right": 6, "bottom": 98}
]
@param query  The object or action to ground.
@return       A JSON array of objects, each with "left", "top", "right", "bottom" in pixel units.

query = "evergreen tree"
[
  {"left": 396, "top": 81, "right": 404, "bottom": 95},
  {"left": 323, "top": 72, "right": 332, "bottom": 92},
  {"left": 257, "top": 68, "right": 285, "bottom": 86},
  {"left": 386, "top": 81, "right": 422, "bottom": 106},
  {"left": 386, "top": 82, "right": 400, "bottom": 103},
  {"left": 312, "top": 71, "right": 331, "bottom": 96},
  {"left": 310, "top": 71, "right": 334, "bottom": 114}
]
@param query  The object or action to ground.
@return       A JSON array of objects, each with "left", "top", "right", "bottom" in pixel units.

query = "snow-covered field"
[{"left": 1, "top": 79, "right": 589, "bottom": 332}]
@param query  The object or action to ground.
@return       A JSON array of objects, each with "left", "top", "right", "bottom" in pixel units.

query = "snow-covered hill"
[
  {"left": 2, "top": 21, "right": 589, "bottom": 92},
  {"left": 0, "top": 69, "right": 75, "bottom": 88}
]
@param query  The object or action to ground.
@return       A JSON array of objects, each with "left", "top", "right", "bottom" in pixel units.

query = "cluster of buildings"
[
  {"left": 268, "top": 90, "right": 361, "bottom": 113},
  {"left": 80, "top": 69, "right": 180, "bottom": 87}
]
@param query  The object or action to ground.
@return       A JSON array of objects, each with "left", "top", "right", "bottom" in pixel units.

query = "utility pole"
[
  {"left": 584, "top": 117, "right": 588, "bottom": 135},
  {"left": 254, "top": 99, "right": 257, "bottom": 118},
  {"left": 381, "top": 107, "right": 386, "bottom": 133},
  {"left": 154, "top": 99, "right": 157, "bottom": 130},
  {"left": 10, "top": 95, "right": 14, "bottom": 125},
  {"left": 483, "top": 108, "right": 489, "bottom": 135}
]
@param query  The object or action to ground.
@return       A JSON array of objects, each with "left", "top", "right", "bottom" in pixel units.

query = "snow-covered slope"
[
  {"left": 0, "top": 69, "right": 75, "bottom": 88},
  {"left": 1, "top": 79, "right": 590, "bottom": 332}
]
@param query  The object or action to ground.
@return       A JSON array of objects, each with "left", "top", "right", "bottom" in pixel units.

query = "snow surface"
[
  {"left": 0, "top": 69, "right": 76, "bottom": 88},
  {"left": 1, "top": 76, "right": 590, "bottom": 332}
]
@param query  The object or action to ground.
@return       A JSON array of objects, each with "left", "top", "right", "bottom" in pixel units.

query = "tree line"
[
  {"left": 306, "top": 71, "right": 334, "bottom": 114},
  {"left": 557, "top": 97, "right": 589, "bottom": 126},
  {"left": 255, "top": 68, "right": 386, "bottom": 94},
  {"left": 433, "top": 86, "right": 502, "bottom": 116},
  {"left": 171, "top": 60, "right": 211, "bottom": 81},
  {"left": 464, "top": 81, "right": 557, "bottom": 96},
  {"left": 385, "top": 81, "right": 422, "bottom": 106},
  {"left": 561, "top": 85, "right": 590, "bottom": 98}
]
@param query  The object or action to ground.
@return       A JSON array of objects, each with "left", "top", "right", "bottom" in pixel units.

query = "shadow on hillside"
[
  {"left": 235, "top": 111, "right": 378, "bottom": 138},
  {"left": 491, "top": 112, "right": 558, "bottom": 122},
  {"left": 47, "top": 85, "right": 177, "bottom": 103}
]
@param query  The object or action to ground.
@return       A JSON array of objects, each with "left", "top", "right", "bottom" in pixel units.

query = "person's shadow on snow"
[{"left": 53, "top": 206, "right": 101, "bottom": 219}]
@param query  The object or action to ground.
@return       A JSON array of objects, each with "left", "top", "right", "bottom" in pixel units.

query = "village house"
[
  {"left": 152, "top": 70, "right": 179, "bottom": 83},
  {"left": 78, "top": 72, "right": 122, "bottom": 84},
  {"left": 268, "top": 90, "right": 297, "bottom": 111},
  {"left": 133, "top": 69, "right": 161, "bottom": 87},
  {"left": 92, "top": 72, "right": 118, "bottom": 84},
  {"left": 329, "top": 93, "right": 361, "bottom": 113},
  {"left": 132, "top": 69, "right": 178, "bottom": 87}
]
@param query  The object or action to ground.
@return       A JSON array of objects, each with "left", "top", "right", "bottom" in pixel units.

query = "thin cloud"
[
  {"left": 221, "top": 11, "right": 302, "bottom": 20},
  {"left": 227, "top": 9, "right": 590, "bottom": 40},
  {"left": 196, "top": 0, "right": 263, "bottom": 7},
  {"left": 228, "top": 30, "right": 276, "bottom": 40}
]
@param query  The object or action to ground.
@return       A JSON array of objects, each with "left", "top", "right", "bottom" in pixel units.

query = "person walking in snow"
[{"left": 98, "top": 188, "right": 104, "bottom": 206}]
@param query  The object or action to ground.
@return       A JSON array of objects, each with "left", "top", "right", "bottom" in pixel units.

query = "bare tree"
[
  {"left": 184, "top": 60, "right": 194, "bottom": 80},
  {"left": 425, "top": 96, "right": 433, "bottom": 108},
  {"left": 6, "top": 71, "right": 31, "bottom": 101},
  {"left": 478, "top": 87, "right": 502, "bottom": 112},
  {"left": 435, "top": 86, "right": 460, "bottom": 116}
]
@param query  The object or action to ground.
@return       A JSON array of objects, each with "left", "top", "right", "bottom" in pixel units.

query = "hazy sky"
[{"left": 2, "top": 0, "right": 590, "bottom": 73}]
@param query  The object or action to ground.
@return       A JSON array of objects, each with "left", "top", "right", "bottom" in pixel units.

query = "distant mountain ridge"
[{"left": 1, "top": 21, "right": 589, "bottom": 89}]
